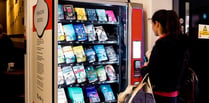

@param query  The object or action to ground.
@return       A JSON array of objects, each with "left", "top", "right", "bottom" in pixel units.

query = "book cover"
[
  {"left": 72, "top": 45, "right": 86, "bottom": 63},
  {"left": 58, "top": 66, "right": 64, "bottom": 85},
  {"left": 100, "top": 84, "right": 115, "bottom": 101},
  {"left": 96, "top": 9, "right": 107, "bottom": 22},
  {"left": 95, "top": 26, "right": 108, "bottom": 41},
  {"left": 94, "top": 45, "right": 108, "bottom": 62},
  {"left": 85, "top": 66, "right": 98, "bottom": 83},
  {"left": 58, "top": 45, "right": 65, "bottom": 64},
  {"left": 105, "top": 46, "right": 118, "bottom": 61},
  {"left": 63, "top": 4, "right": 76, "bottom": 20},
  {"left": 68, "top": 87, "right": 85, "bottom": 103},
  {"left": 85, "top": 24, "right": 97, "bottom": 41},
  {"left": 95, "top": 65, "right": 107, "bottom": 82},
  {"left": 62, "top": 46, "right": 76, "bottom": 64},
  {"left": 58, "top": 88, "right": 68, "bottom": 103},
  {"left": 72, "top": 65, "right": 86, "bottom": 83},
  {"left": 105, "top": 10, "right": 117, "bottom": 22},
  {"left": 63, "top": 24, "right": 76, "bottom": 41},
  {"left": 85, "top": 86, "right": 100, "bottom": 103},
  {"left": 61, "top": 66, "right": 76, "bottom": 85},
  {"left": 58, "top": 23, "right": 65, "bottom": 41},
  {"left": 105, "top": 65, "right": 116, "bottom": 81},
  {"left": 74, "top": 7, "right": 87, "bottom": 21},
  {"left": 86, "top": 8, "right": 97, "bottom": 21},
  {"left": 85, "top": 48, "right": 96, "bottom": 63},
  {"left": 58, "top": 4, "right": 64, "bottom": 20},
  {"left": 73, "top": 23, "right": 87, "bottom": 41}
]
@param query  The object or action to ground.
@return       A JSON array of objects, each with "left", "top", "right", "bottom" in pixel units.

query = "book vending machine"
[{"left": 30, "top": 0, "right": 144, "bottom": 103}]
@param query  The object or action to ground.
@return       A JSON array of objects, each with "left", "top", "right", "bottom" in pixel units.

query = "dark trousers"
[{"left": 154, "top": 94, "right": 178, "bottom": 103}]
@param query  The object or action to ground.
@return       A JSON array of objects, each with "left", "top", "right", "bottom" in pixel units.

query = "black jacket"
[{"left": 141, "top": 34, "right": 189, "bottom": 92}]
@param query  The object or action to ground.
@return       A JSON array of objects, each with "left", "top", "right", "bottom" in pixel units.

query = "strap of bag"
[{"left": 128, "top": 73, "right": 149, "bottom": 103}]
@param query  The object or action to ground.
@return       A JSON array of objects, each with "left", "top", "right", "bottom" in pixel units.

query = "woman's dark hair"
[{"left": 152, "top": 9, "right": 182, "bottom": 36}]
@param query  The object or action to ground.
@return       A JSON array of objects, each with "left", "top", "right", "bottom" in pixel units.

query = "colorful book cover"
[
  {"left": 95, "top": 26, "right": 108, "bottom": 41},
  {"left": 63, "top": 24, "right": 76, "bottom": 41},
  {"left": 105, "top": 10, "right": 117, "bottom": 22},
  {"left": 58, "top": 4, "right": 64, "bottom": 20},
  {"left": 74, "top": 7, "right": 87, "bottom": 21},
  {"left": 58, "top": 66, "right": 64, "bottom": 85},
  {"left": 95, "top": 65, "right": 107, "bottom": 81},
  {"left": 105, "top": 46, "right": 118, "bottom": 61},
  {"left": 86, "top": 8, "right": 97, "bottom": 21},
  {"left": 85, "top": 86, "right": 100, "bottom": 103},
  {"left": 96, "top": 9, "right": 107, "bottom": 22},
  {"left": 63, "top": 4, "right": 76, "bottom": 20},
  {"left": 68, "top": 87, "right": 85, "bottom": 103},
  {"left": 58, "top": 88, "right": 68, "bottom": 103},
  {"left": 105, "top": 65, "right": 116, "bottom": 81},
  {"left": 73, "top": 23, "right": 87, "bottom": 41},
  {"left": 94, "top": 45, "right": 108, "bottom": 62},
  {"left": 72, "top": 65, "right": 86, "bottom": 83},
  {"left": 85, "top": 24, "right": 97, "bottom": 41},
  {"left": 72, "top": 45, "right": 86, "bottom": 63},
  {"left": 62, "top": 46, "right": 76, "bottom": 64},
  {"left": 85, "top": 66, "right": 98, "bottom": 83},
  {"left": 58, "top": 23, "right": 65, "bottom": 41},
  {"left": 100, "top": 84, "right": 115, "bottom": 101},
  {"left": 61, "top": 66, "right": 76, "bottom": 85},
  {"left": 85, "top": 48, "right": 96, "bottom": 63},
  {"left": 58, "top": 45, "right": 65, "bottom": 64}
]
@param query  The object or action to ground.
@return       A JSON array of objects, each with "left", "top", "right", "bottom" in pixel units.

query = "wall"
[
  {"left": 6, "top": 0, "right": 24, "bottom": 35},
  {"left": 0, "top": 0, "right": 6, "bottom": 32}
]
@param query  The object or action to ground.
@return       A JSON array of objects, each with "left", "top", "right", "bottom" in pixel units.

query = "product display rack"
[{"left": 57, "top": 0, "right": 128, "bottom": 103}]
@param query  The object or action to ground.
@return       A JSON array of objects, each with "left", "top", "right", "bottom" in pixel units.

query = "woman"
[{"left": 141, "top": 10, "right": 189, "bottom": 103}]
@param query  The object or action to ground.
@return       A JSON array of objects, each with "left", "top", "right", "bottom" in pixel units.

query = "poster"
[{"left": 198, "top": 24, "right": 209, "bottom": 39}]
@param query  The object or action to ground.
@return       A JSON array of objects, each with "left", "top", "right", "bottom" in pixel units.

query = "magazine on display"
[
  {"left": 85, "top": 24, "right": 97, "bottom": 41},
  {"left": 68, "top": 87, "right": 85, "bottom": 103},
  {"left": 85, "top": 47, "right": 96, "bottom": 63},
  {"left": 96, "top": 9, "right": 107, "bottom": 22},
  {"left": 58, "top": 88, "right": 68, "bottom": 103},
  {"left": 85, "top": 66, "right": 98, "bottom": 83},
  {"left": 63, "top": 4, "right": 76, "bottom": 20},
  {"left": 94, "top": 45, "right": 108, "bottom": 62},
  {"left": 95, "top": 26, "right": 108, "bottom": 41},
  {"left": 86, "top": 8, "right": 98, "bottom": 21},
  {"left": 58, "top": 45, "right": 65, "bottom": 64},
  {"left": 73, "top": 23, "right": 88, "bottom": 41},
  {"left": 95, "top": 65, "right": 107, "bottom": 82},
  {"left": 58, "top": 66, "right": 65, "bottom": 85},
  {"left": 58, "top": 23, "right": 65, "bottom": 41},
  {"left": 105, "top": 46, "right": 118, "bottom": 61},
  {"left": 72, "top": 45, "right": 86, "bottom": 63},
  {"left": 100, "top": 84, "right": 115, "bottom": 101},
  {"left": 63, "top": 24, "right": 76, "bottom": 41},
  {"left": 58, "top": 4, "right": 64, "bottom": 20},
  {"left": 75, "top": 7, "right": 88, "bottom": 21},
  {"left": 105, "top": 65, "right": 116, "bottom": 81},
  {"left": 62, "top": 46, "right": 76, "bottom": 64},
  {"left": 72, "top": 65, "right": 87, "bottom": 83},
  {"left": 105, "top": 10, "right": 117, "bottom": 22},
  {"left": 61, "top": 66, "right": 76, "bottom": 85},
  {"left": 85, "top": 86, "right": 101, "bottom": 103}
]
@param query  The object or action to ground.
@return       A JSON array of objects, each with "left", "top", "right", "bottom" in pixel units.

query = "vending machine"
[{"left": 30, "top": 0, "right": 144, "bottom": 103}]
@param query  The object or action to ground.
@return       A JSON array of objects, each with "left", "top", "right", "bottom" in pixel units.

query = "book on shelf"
[
  {"left": 85, "top": 66, "right": 98, "bottom": 83},
  {"left": 58, "top": 66, "right": 65, "bottom": 85},
  {"left": 105, "top": 46, "right": 118, "bottom": 61},
  {"left": 73, "top": 23, "right": 88, "bottom": 41},
  {"left": 63, "top": 4, "right": 76, "bottom": 20},
  {"left": 58, "top": 23, "right": 65, "bottom": 41},
  {"left": 68, "top": 87, "right": 85, "bottom": 103},
  {"left": 72, "top": 45, "right": 86, "bottom": 63},
  {"left": 74, "top": 7, "right": 87, "bottom": 21},
  {"left": 58, "top": 88, "right": 68, "bottom": 103},
  {"left": 85, "top": 47, "right": 96, "bottom": 63},
  {"left": 100, "top": 84, "right": 116, "bottom": 101},
  {"left": 62, "top": 46, "right": 76, "bottom": 64},
  {"left": 105, "top": 65, "right": 117, "bottom": 81},
  {"left": 95, "top": 65, "right": 107, "bottom": 82},
  {"left": 63, "top": 24, "right": 76, "bottom": 41},
  {"left": 58, "top": 45, "right": 65, "bottom": 64},
  {"left": 58, "top": 4, "right": 64, "bottom": 20},
  {"left": 72, "top": 65, "right": 87, "bottom": 83},
  {"left": 94, "top": 45, "right": 108, "bottom": 62},
  {"left": 85, "top": 86, "right": 101, "bottom": 103},
  {"left": 95, "top": 26, "right": 108, "bottom": 41},
  {"left": 61, "top": 66, "right": 76, "bottom": 85},
  {"left": 86, "top": 8, "right": 98, "bottom": 21},
  {"left": 96, "top": 9, "right": 107, "bottom": 22},
  {"left": 105, "top": 10, "right": 117, "bottom": 22},
  {"left": 85, "top": 24, "right": 97, "bottom": 41}
]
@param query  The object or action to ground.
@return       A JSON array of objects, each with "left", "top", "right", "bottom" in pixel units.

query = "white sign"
[
  {"left": 133, "top": 41, "right": 141, "bottom": 59},
  {"left": 198, "top": 24, "right": 209, "bottom": 39}
]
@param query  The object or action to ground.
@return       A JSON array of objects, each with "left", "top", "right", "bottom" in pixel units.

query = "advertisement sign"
[
  {"left": 198, "top": 24, "right": 209, "bottom": 39},
  {"left": 32, "top": 0, "right": 53, "bottom": 103}
]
